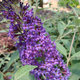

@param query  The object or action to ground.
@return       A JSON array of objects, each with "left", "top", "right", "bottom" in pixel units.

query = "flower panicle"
[{"left": 2, "top": 1, "right": 71, "bottom": 80}]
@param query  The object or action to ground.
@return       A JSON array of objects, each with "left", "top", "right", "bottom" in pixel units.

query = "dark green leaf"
[{"left": 3, "top": 50, "right": 19, "bottom": 72}]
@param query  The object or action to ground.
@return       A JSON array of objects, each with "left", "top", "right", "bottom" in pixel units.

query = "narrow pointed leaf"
[{"left": 3, "top": 50, "right": 19, "bottom": 72}]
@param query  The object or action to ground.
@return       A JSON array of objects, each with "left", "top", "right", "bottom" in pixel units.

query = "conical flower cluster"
[{"left": 2, "top": 1, "right": 70, "bottom": 80}]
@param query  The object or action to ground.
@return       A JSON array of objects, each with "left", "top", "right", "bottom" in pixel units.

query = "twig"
[
  {"left": 34, "top": 0, "right": 38, "bottom": 18},
  {"left": 28, "top": 0, "right": 31, "bottom": 6},
  {"left": 56, "top": 29, "right": 75, "bottom": 41},
  {"left": 67, "top": 26, "right": 78, "bottom": 66},
  {"left": 56, "top": 35, "right": 60, "bottom": 41}
]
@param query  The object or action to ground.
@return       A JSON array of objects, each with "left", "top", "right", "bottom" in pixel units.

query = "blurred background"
[{"left": 0, "top": 0, "right": 80, "bottom": 80}]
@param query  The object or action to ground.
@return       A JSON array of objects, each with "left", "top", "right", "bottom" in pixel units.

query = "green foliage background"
[
  {"left": 0, "top": 0, "right": 80, "bottom": 80},
  {"left": 58, "top": 0, "right": 79, "bottom": 7}
]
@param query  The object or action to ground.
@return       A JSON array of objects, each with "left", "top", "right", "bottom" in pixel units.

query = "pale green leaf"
[
  {"left": 14, "top": 65, "right": 37, "bottom": 80},
  {"left": 61, "top": 39, "right": 75, "bottom": 54},
  {"left": 0, "top": 73, "right": 4, "bottom": 80},
  {"left": 75, "top": 19, "right": 80, "bottom": 26},
  {"left": 56, "top": 42, "right": 67, "bottom": 57},
  {"left": 19, "top": 74, "right": 36, "bottom": 80},
  {"left": 0, "top": 18, "right": 9, "bottom": 23},
  {"left": 0, "top": 29, "right": 9, "bottom": 33},
  {"left": 69, "top": 63, "right": 80, "bottom": 80},
  {"left": 66, "top": 25, "right": 75, "bottom": 29},
  {"left": 58, "top": 22, "right": 65, "bottom": 36},
  {"left": 43, "top": 25, "right": 54, "bottom": 33},
  {"left": 50, "top": 35, "right": 57, "bottom": 41},
  {"left": 70, "top": 51, "right": 80, "bottom": 60},
  {"left": 6, "top": 72, "right": 13, "bottom": 76}
]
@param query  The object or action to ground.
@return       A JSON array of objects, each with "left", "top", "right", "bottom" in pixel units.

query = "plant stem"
[
  {"left": 29, "top": 0, "right": 31, "bottom": 6},
  {"left": 67, "top": 26, "right": 78, "bottom": 67},
  {"left": 56, "top": 35, "right": 60, "bottom": 41},
  {"left": 34, "top": 0, "right": 38, "bottom": 18},
  {"left": 56, "top": 29, "right": 75, "bottom": 41}
]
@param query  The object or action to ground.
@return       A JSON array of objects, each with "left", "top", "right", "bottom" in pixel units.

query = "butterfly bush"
[{"left": 2, "top": 1, "right": 70, "bottom": 80}]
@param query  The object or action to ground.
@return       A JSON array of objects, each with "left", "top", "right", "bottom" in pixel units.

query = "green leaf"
[
  {"left": 14, "top": 65, "right": 37, "bottom": 80},
  {"left": 68, "top": 16, "right": 75, "bottom": 20},
  {"left": 58, "top": 22, "right": 65, "bottom": 36},
  {"left": 3, "top": 50, "right": 19, "bottom": 72},
  {"left": 70, "top": 51, "right": 80, "bottom": 60},
  {"left": 6, "top": 72, "right": 13, "bottom": 76},
  {"left": 0, "top": 29, "right": 9, "bottom": 33},
  {"left": 11, "top": 76, "right": 14, "bottom": 80},
  {"left": 76, "top": 47, "right": 80, "bottom": 52},
  {"left": 11, "top": 68, "right": 19, "bottom": 80},
  {"left": 19, "top": 74, "right": 36, "bottom": 80},
  {"left": 74, "top": 19, "right": 80, "bottom": 26},
  {"left": 36, "top": 8, "right": 43, "bottom": 12},
  {"left": 0, "top": 73, "right": 4, "bottom": 80},
  {"left": 60, "top": 21, "right": 66, "bottom": 25},
  {"left": 56, "top": 42, "right": 67, "bottom": 57},
  {"left": 50, "top": 35, "right": 57, "bottom": 41},
  {"left": 0, "top": 18, "right": 9, "bottom": 23},
  {"left": 0, "top": 58, "right": 4, "bottom": 68},
  {"left": 66, "top": 25, "right": 75, "bottom": 29},
  {"left": 78, "top": 36, "right": 80, "bottom": 41},
  {"left": 61, "top": 39, "right": 75, "bottom": 54},
  {"left": 69, "top": 63, "right": 80, "bottom": 80},
  {"left": 6, "top": 23, "right": 10, "bottom": 28},
  {"left": 43, "top": 25, "right": 54, "bottom": 33},
  {"left": 0, "top": 12, "right": 2, "bottom": 15}
]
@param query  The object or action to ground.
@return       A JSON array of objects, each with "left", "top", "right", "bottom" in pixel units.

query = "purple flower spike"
[{"left": 2, "top": 1, "right": 71, "bottom": 80}]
